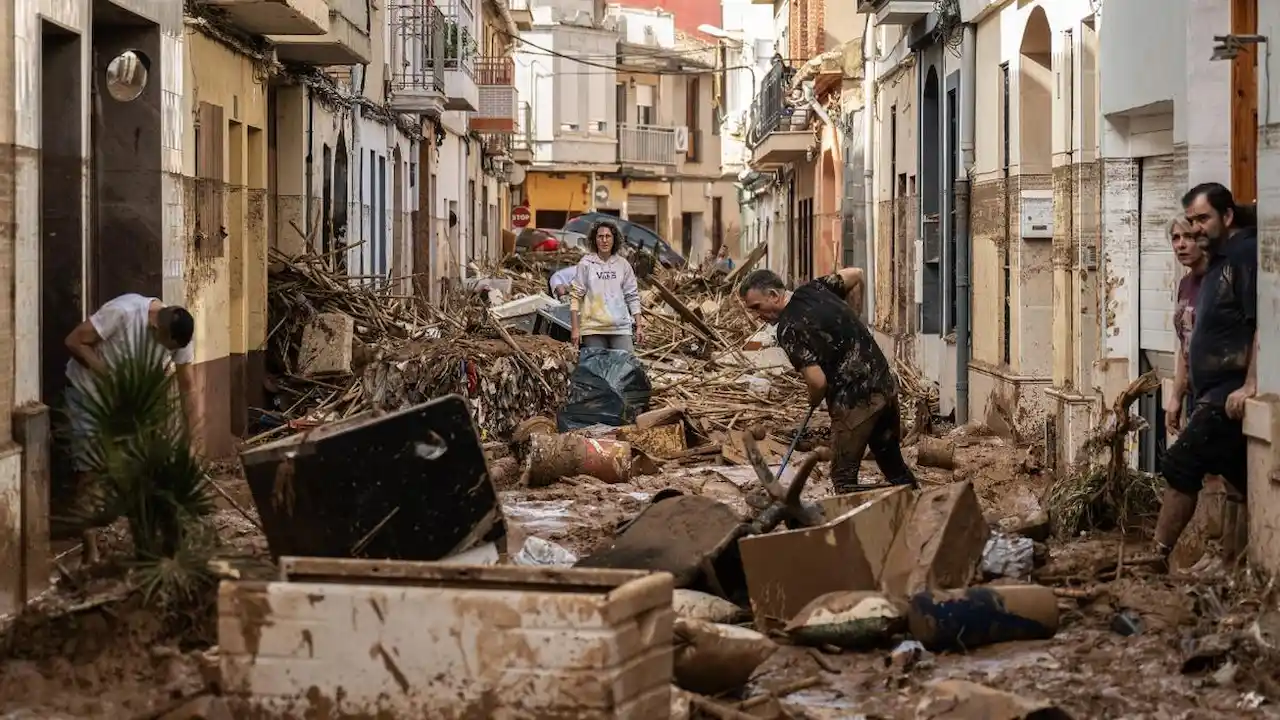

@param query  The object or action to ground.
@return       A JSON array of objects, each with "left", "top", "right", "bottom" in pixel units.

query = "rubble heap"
[{"left": 261, "top": 250, "right": 575, "bottom": 440}]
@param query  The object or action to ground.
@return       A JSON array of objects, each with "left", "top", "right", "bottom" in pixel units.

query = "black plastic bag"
[{"left": 557, "top": 347, "right": 652, "bottom": 431}]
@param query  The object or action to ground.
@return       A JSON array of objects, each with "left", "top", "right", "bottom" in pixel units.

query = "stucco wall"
[{"left": 182, "top": 31, "right": 268, "bottom": 456}]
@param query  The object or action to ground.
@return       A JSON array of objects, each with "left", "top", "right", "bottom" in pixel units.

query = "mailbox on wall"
[{"left": 1020, "top": 189, "right": 1054, "bottom": 240}]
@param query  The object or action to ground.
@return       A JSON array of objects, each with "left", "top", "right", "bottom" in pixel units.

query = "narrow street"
[{"left": 0, "top": 0, "right": 1278, "bottom": 718}]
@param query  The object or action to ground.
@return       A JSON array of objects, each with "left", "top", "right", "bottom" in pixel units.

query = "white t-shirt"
[{"left": 66, "top": 293, "right": 195, "bottom": 391}]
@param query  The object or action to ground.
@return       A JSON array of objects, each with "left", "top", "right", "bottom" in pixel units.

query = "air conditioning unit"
[{"left": 673, "top": 126, "right": 689, "bottom": 152}]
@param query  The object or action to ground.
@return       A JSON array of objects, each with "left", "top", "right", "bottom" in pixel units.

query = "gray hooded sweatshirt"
[{"left": 569, "top": 253, "right": 641, "bottom": 335}]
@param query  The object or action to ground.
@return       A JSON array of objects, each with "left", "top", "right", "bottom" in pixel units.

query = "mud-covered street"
[{"left": 2, "top": 431, "right": 1276, "bottom": 719}]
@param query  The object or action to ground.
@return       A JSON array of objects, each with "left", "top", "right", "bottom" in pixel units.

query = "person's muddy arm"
[{"left": 799, "top": 366, "right": 827, "bottom": 408}]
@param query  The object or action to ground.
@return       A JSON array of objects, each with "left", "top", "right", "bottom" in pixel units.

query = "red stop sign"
[{"left": 512, "top": 205, "right": 532, "bottom": 228}]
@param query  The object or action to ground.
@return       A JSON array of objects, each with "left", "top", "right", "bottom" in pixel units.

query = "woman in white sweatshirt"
[{"left": 569, "top": 220, "right": 645, "bottom": 351}]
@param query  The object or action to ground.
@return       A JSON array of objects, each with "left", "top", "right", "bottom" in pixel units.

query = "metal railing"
[
  {"left": 474, "top": 56, "right": 514, "bottom": 86},
  {"left": 748, "top": 60, "right": 795, "bottom": 148},
  {"left": 618, "top": 123, "right": 677, "bottom": 165},
  {"left": 389, "top": 1, "right": 447, "bottom": 94},
  {"left": 513, "top": 101, "right": 533, "bottom": 149},
  {"left": 479, "top": 132, "right": 513, "bottom": 155},
  {"left": 439, "top": 0, "right": 476, "bottom": 77}
]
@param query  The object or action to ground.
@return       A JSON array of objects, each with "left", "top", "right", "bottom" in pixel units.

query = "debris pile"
[{"left": 262, "top": 250, "right": 575, "bottom": 440}]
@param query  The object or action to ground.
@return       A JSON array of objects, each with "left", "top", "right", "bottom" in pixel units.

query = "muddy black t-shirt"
[
  {"left": 1188, "top": 228, "right": 1257, "bottom": 405},
  {"left": 776, "top": 274, "right": 896, "bottom": 408}
]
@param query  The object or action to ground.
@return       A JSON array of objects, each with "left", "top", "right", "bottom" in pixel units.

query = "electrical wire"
[{"left": 498, "top": 26, "right": 807, "bottom": 76}]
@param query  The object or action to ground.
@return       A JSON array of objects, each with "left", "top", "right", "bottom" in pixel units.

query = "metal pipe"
[
  {"left": 305, "top": 92, "right": 315, "bottom": 240},
  {"left": 862, "top": 14, "right": 876, "bottom": 324},
  {"left": 954, "top": 24, "right": 976, "bottom": 424}
]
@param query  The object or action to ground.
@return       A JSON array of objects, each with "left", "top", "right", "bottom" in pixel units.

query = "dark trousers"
[
  {"left": 1162, "top": 401, "right": 1247, "bottom": 497},
  {"left": 829, "top": 393, "right": 916, "bottom": 493}
]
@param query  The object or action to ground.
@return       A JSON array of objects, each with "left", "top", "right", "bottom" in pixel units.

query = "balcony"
[
  {"left": 270, "top": 0, "right": 372, "bottom": 65},
  {"left": 511, "top": 100, "right": 533, "bottom": 164},
  {"left": 469, "top": 57, "right": 517, "bottom": 132},
  {"left": 204, "top": 0, "right": 329, "bottom": 35},
  {"left": 748, "top": 61, "right": 808, "bottom": 168},
  {"left": 388, "top": 0, "right": 447, "bottom": 115},
  {"left": 503, "top": 0, "right": 533, "bottom": 31},
  {"left": 436, "top": 0, "right": 479, "bottom": 111},
  {"left": 618, "top": 124, "right": 678, "bottom": 167},
  {"left": 855, "top": 0, "right": 934, "bottom": 25}
]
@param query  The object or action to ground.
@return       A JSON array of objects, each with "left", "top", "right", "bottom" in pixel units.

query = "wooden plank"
[
  {"left": 14, "top": 405, "right": 50, "bottom": 604},
  {"left": 1231, "top": 0, "right": 1258, "bottom": 203}
]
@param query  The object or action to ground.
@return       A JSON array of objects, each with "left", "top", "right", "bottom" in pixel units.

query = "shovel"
[{"left": 775, "top": 405, "right": 815, "bottom": 484}]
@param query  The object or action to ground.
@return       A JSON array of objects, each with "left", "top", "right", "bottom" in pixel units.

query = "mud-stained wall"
[
  {"left": 183, "top": 32, "right": 268, "bottom": 457},
  {"left": 0, "top": 0, "right": 183, "bottom": 616},
  {"left": 871, "top": 65, "right": 916, "bottom": 346}
]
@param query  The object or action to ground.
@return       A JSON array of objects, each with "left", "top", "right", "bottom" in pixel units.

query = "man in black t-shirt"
[
  {"left": 738, "top": 268, "right": 917, "bottom": 493},
  {"left": 1155, "top": 183, "right": 1258, "bottom": 561}
]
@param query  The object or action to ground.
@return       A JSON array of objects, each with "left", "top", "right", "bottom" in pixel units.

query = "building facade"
[
  {"left": 1096, "top": 0, "right": 1234, "bottom": 473},
  {"left": 743, "top": 0, "right": 864, "bottom": 285},
  {"left": 513, "top": 1, "right": 737, "bottom": 259},
  {"left": 0, "top": 0, "right": 193, "bottom": 615}
]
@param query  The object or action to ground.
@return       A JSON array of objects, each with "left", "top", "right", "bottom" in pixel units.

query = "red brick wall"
[{"left": 787, "top": 0, "right": 825, "bottom": 61}]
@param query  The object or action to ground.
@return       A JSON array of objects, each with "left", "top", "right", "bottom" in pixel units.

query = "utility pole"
[{"left": 1230, "top": 0, "right": 1259, "bottom": 203}]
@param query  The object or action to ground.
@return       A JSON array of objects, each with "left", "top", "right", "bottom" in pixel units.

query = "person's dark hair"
[
  {"left": 158, "top": 306, "right": 195, "bottom": 347},
  {"left": 1181, "top": 182, "right": 1235, "bottom": 217},
  {"left": 737, "top": 269, "right": 786, "bottom": 297},
  {"left": 587, "top": 220, "right": 622, "bottom": 255}
]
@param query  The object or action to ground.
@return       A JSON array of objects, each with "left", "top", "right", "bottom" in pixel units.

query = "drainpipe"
[
  {"left": 954, "top": 24, "right": 976, "bottom": 424},
  {"left": 862, "top": 15, "right": 876, "bottom": 324},
  {"left": 305, "top": 92, "right": 315, "bottom": 242}
]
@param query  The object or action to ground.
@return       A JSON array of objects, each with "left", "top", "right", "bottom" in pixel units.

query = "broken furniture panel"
[
  {"left": 576, "top": 494, "right": 746, "bottom": 599},
  {"left": 738, "top": 502, "right": 893, "bottom": 629},
  {"left": 219, "top": 558, "right": 675, "bottom": 718},
  {"left": 880, "top": 481, "right": 990, "bottom": 600},
  {"left": 238, "top": 394, "right": 502, "bottom": 561}
]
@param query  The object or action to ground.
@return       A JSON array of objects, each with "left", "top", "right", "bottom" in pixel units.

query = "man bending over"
[{"left": 738, "top": 269, "right": 917, "bottom": 493}]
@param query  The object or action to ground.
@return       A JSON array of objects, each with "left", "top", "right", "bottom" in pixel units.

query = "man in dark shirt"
[
  {"left": 1155, "top": 183, "right": 1258, "bottom": 561},
  {"left": 738, "top": 268, "right": 917, "bottom": 493}
]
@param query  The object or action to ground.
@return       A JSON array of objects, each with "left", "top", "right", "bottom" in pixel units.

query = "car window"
[{"left": 563, "top": 216, "right": 594, "bottom": 235}]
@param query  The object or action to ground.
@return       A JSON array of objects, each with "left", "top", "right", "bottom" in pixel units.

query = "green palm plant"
[{"left": 57, "top": 324, "right": 216, "bottom": 604}]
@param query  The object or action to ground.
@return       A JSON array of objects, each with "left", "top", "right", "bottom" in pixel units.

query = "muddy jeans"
[
  {"left": 1162, "top": 401, "right": 1247, "bottom": 497},
  {"left": 829, "top": 393, "right": 916, "bottom": 493}
]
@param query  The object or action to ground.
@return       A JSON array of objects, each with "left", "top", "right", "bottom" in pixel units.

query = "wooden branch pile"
[{"left": 260, "top": 249, "right": 576, "bottom": 443}]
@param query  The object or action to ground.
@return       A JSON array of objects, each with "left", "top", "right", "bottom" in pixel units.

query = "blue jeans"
[{"left": 580, "top": 333, "right": 634, "bottom": 352}]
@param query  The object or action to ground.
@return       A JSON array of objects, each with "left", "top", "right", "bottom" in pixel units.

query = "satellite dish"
[{"left": 506, "top": 163, "right": 527, "bottom": 186}]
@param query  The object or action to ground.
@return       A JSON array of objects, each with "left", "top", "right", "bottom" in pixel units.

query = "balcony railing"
[
  {"left": 479, "top": 132, "right": 513, "bottom": 155},
  {"left": 513, "top": 101, "right": 533, "bottom": 150},
  {"left": 389, "top": 1, "right": 446, "bottom": 95},
  {"left": 618, "top": 123, "right": 677, "bottom": 165},
  {"left": 475, "top": 56, "right": 514, "bottom": 86},
  {"left": 748, "top": 60, "right": 796, "bottom": 148}
]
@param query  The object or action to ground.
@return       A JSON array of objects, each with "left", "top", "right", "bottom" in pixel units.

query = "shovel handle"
[{"left": 777, "top": 406, "right": 815, "bottom": 478}]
